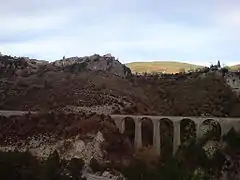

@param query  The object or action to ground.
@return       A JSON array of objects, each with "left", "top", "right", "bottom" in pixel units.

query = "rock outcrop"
[
  {"left": 225, "top": 72, "right": 240, "bottom": 95},
  {"left": 0, "top": 53, "right": 132, "bottom": 78},
  {"left": 0, "top": 132, "right": 105, "bottom": 165},
  {"left": 53, "top": 54, "right": 131, "bottom": 77}
]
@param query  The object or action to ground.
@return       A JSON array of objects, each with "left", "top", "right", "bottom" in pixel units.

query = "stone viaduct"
[
  {"left": 110, "top": 114, "right": 240, "bottom": 155},
  {"left": 1, "top": 110, "right": 240, "bottom": 155}
]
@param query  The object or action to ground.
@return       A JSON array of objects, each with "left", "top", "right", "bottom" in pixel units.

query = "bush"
[
  {"left": 89, "top": 158, "right": 101, "bottom": 173},
  {"left": 0, "top": 151, "right": 39, "bottom": 180},
  {"left": 68, "top": 158, "right": 85, "bottom": 179},
  {"left": 41, "top": 150, "right": 61, "bottom": 180},
  {"left": 0, "top": 150, "right": 86, "bottom": 180}
]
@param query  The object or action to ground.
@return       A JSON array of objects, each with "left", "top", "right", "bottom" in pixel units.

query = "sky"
[{"left": 0, "top": 0, "right": 240, "bottom": 66}]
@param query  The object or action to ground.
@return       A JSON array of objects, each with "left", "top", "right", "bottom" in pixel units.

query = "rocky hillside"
[
  {"left": 1, "top": 53, "right": 240, "bottom": 180},
  {"left": 0, "top": 53, "right": 137, "bottom": 113},
  {"left": 0, "top": 53, "right": 131, "bottom": 78},
  {"left": 0, "top": 55, "right": 48, "bottom": 78},
  {"left": 0, "top": 112, "right": 132, "bottom": 163},
  {"left": 125, "top": 70, "right": 240, "bottom": 117},
  {"left": 0, "top": 53, "right": 240, "bottom": 117}
]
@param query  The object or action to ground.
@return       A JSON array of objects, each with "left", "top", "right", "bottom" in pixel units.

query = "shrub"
[
  {"left": 68, "top": 158, "right": 85, "bottom": 180},
  {"left": 0, "top": 150, "right": 86, "bottom": 180},
  {"left": 41, "top": 150, "right": 61, "bottom": 180},
  {"left": 89, "top": 158, "right": 101, "bottom": 173},
  {"left": 0, "top": 151, "right": 39, "bottom": 180}
]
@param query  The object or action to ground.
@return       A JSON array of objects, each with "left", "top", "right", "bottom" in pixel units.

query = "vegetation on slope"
[
  {"left": 0, "top": 150, "right": 86, "bottom": 180},
  {"left": 0, "top": 70, "right": 146, "bottom": 112},
  {"left": 0, "top": 112, "right": 132, "bottom": 160},
  {"left": 125, "top": 71, "right": 240, "bottom": 117},
  {"left": 1, "top": 124, "right": 240, "bottom": 180},
  {"left": 110, "top": 128, "right": 240, "bottom": 180},
  {"left": 1, "top": 54, "right": 240, "bottom": 117}
]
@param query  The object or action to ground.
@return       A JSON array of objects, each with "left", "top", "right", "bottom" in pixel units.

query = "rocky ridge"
[
  {"left": 0, "top": 53, "right": 131, "bottom": 78},
  {"left": 52, "top": 54, "right": 131, "bottom": 78}
]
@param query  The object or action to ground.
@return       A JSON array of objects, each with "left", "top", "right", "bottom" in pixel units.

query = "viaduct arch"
[{"left": 111, "top": 115, "right": 240, "bottom": 155}]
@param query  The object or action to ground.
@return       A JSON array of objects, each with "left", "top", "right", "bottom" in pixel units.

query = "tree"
[
  {"left": 68, "top": 158, "right": 85, "bottom": 180},
  {"left": 41, "top": 150, "right": 61, "bottom": 180},
  {"left": 89, "top": 158, "right": 101, "bottom": 172},
  {"left": 221, "top": 67, "right": 229, "bottom": 75},
  {"left": 217, "top": 60, "right": 221, "bottom": 68}
]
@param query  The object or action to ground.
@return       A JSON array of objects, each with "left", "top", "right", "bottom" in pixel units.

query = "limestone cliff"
[{"left": 53, "top": 54, "right": 132, "bottom": 77}]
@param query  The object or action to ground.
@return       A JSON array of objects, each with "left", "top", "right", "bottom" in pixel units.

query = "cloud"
[
  {"left": 1, "top": 20, "right": 217, "bottom": 61},
  {"left": 0, "top": 0, "right": 240, "bottom": 65}
]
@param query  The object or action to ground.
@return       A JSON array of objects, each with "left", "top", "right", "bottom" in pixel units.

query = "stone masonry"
[{"left": 111, "top": 115, "right": 240, "bottom": 155}]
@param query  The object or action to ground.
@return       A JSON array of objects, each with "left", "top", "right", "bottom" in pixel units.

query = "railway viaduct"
[
  {"left": 111, "top": 114, "right": 240, "bottom": 155},
  {"left": 1, "top": 110, "right": 240, "bottom": 155}
]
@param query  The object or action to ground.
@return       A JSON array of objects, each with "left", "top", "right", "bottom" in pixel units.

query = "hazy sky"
[{"left": 0, "top": 0, "right": 240, "bottom": 65}]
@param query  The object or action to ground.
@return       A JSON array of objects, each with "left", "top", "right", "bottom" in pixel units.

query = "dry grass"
[
  {"left": 126, "top": 61, "right": 204, "bottom": 74},
  {"left": 231, "top": 64, "right": 240, "bottom": 71},
  {"left": 126, "top": 61, "right": 240, "bottom": 74}
]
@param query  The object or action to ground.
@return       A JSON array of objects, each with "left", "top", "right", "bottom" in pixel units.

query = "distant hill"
[
  {"left": 126, "top": 61, "right": 240, "bottom": 74},
  {"left": 126, "top": 61, "right": 204, "bottom": 74},
  {"left": 231, "top": 64, "right": 240, "bottom": 71}
]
